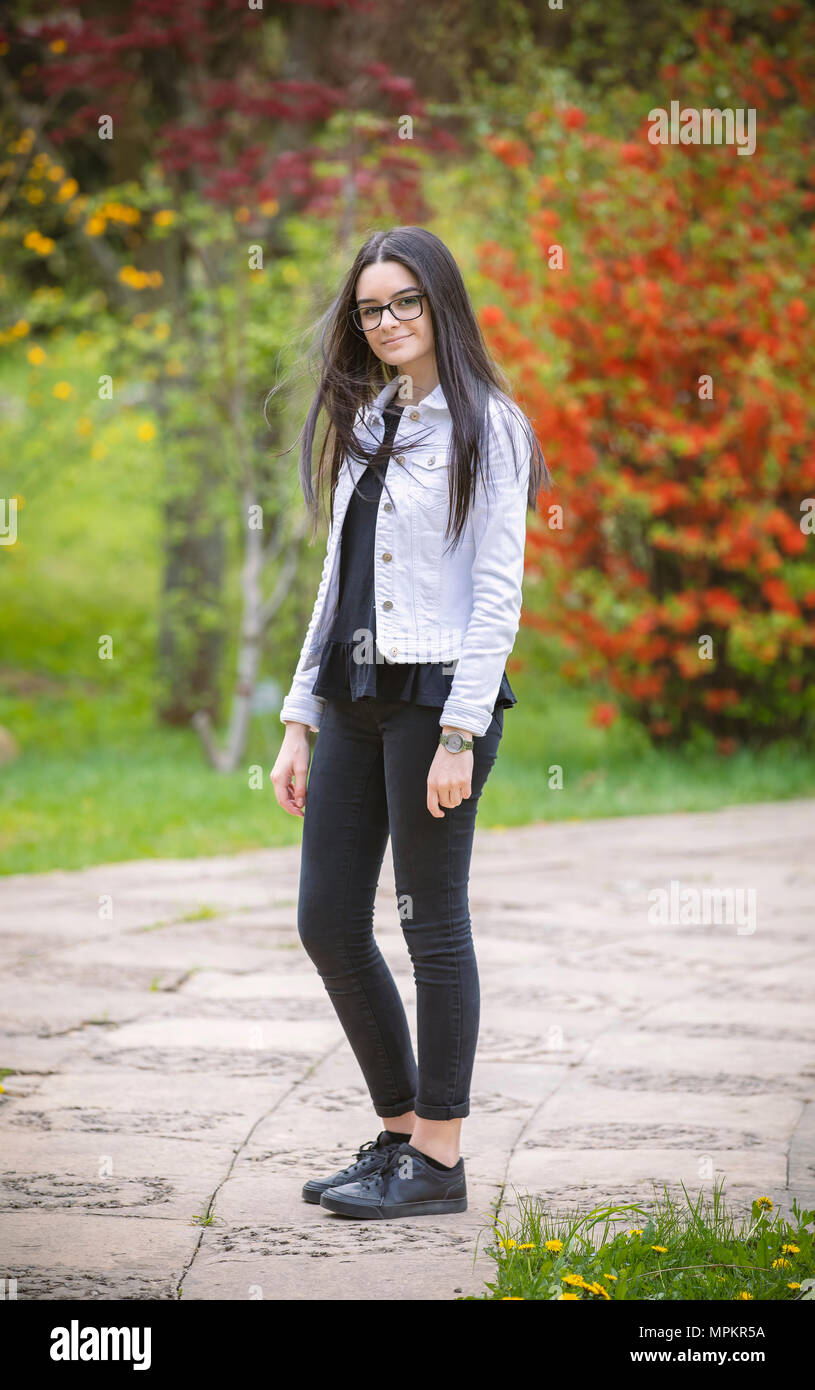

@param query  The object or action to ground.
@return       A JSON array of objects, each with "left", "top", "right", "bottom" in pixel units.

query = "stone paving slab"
[{"left": 1, "top": 797, "right": 814, "bottom": 1301}]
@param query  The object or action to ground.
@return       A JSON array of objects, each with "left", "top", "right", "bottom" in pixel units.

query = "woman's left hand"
[{"left": 427, "top": 744, "right": 473, "bottom": 818}]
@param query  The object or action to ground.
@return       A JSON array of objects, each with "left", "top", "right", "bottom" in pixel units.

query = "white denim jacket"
[{"left": 279, "top": 375, "right": 531, "bottom": 738}]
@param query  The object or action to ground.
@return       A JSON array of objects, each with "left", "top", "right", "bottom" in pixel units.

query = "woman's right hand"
[{"left": 271, "top": 722, "right": 312, "bottom": 817}]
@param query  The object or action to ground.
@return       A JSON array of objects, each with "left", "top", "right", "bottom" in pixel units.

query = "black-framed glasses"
[{"left": 350, "top": 292, "right": 427, "bottom": 333}]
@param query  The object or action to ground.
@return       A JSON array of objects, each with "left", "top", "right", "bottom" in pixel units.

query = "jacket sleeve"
[
  {"left": 278, "top": 528, "right": 334, "bottom": 733},
  {"left": 439, "top": 404, "right": 530, "bottom": 738}
]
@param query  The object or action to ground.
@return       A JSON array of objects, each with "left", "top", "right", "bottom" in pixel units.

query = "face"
[{"left": 354, "top": 260, "right": 436, "bottom": 382}]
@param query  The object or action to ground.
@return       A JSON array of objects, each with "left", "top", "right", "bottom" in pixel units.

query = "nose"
[{"left": 380, "top": 305, "right": 401, "bottom": 326}]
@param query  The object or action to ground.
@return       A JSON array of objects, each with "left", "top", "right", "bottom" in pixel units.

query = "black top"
[{"left": 310, "top": 400, "right": 517, "bottom": 717}]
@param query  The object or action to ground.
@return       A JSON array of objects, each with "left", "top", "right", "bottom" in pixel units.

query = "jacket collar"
[{"left": 365, "top": 375, "right": 449, "bottom": 423}]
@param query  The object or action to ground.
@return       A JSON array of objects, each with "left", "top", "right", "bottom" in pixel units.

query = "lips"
[{"left": 381, "top": 334, "right": 411, "bottom": 346}]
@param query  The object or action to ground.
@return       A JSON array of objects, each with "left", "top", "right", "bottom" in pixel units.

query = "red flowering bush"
[{"left": 478, "top": 7, "right": 815, "bottom": 745}]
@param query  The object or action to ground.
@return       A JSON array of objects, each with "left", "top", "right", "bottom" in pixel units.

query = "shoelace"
[{"left": 363, "top": 1142, "right": 411, "bottom": 1187}]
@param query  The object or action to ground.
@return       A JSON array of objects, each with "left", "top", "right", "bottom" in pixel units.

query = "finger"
[{"left": 426, "top": 783, "right": 444, "bottom": 819}]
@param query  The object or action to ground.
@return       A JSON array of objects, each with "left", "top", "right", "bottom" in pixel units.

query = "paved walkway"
[{"left": 1, "top": 799, "right": 814, "bottom": 1300}]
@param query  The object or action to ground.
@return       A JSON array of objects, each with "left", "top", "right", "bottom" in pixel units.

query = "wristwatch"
[{"left": 439, "top": 731, "right": 474, "bottom": 753}]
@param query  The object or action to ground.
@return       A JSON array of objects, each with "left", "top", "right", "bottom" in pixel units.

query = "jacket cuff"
[
  {"left": 280, "top": 694, "right": 325, "bottom": 732},
  {"left": 439, "top": 698, "right": 493, "bottom": 739}
]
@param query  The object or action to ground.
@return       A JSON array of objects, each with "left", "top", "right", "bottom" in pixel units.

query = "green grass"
[
  {"left": 469, "top": 1183, "right": 815, "bottom": 1301},
  {"left": 3, "top": 670, "right": 815, "bottom": 873}
]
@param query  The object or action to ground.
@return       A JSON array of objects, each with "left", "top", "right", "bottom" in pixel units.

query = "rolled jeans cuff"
[{"left": 414, "top": 1098, "right": 470, "bottom": 1120}]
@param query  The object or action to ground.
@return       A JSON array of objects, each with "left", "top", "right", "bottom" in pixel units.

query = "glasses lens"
[{"left": 391, "top": 295, "right": 423, "bottom": 320}]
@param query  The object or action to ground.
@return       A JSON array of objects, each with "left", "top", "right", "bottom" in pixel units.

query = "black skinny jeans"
[{"left": 297, "top": 695, "right": 504, "bottom": 1120}]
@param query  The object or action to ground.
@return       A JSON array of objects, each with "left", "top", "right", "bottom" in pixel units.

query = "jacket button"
[
  {"left": 409, "top": 410, "right": 420, "bottom": 420},
  {"left": 383, "top": 502, "right": 393, "bottom": 512},
  {"left": 382, "top": 552, "right": 392, "bottom": 562},
  {"left": 383, "top": 600, "right": 393, "bottom": 610},
  {"left": 390, "top": 647, "right": 398, "bottom": 655}
]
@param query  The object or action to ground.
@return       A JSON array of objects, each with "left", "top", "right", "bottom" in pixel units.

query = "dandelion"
[
  {"left": 260, "top": 199, "right": 279, "bottom": 215},
  {"left": 153, "top": 322, "right": 170, "bottom": 340},
  {"left": 628, "top": 1228, "right": 644, "bottom": 1237},
  {"left": 755, "top": 1197, "right": 773, "bottom": 1212},
  {"left": 76, "top": 417, "right": 93, "bottom": 437},
  {"left": 559, "top": 1293, "right": 580, "bottom": 1300},
  {"left": 85, "top": 217, "right": 106, "bottom": 237},
  {"left": 544, "top": 1239, "right": 563, "bottom": 1253},
  {"left": 25, "top": 187, "right": 45, "bottom": 204},
  {"left": 603, "top": 1272, "right": 618, "bottom": 1281},
  {"left": 735, "top": 1291, "right": 754, "bottom": 1300},
  {"left": 498, "top": 1238, "right": 516, "bottom": 1250},
  {"left": 787, "top": 1282, "right": 801, "bottom": 1291},
  {"left": 49, "top": 38, "right": 67, "bottom": 53},
  {"left": 26, "top": 345, "right": 46, "bottom": 365},
  {"left": 234, "top": 206, "right": 251, "bottom": 223},
  {"left": 561, "top": 1273, "right": 587, "bottom": 1287},
  {"left": 53, "top": 381, "right": 73, "bottom": 399},
  {"left": 651, "top": 1245, "right": 668, "bottom": 1254},
  {"left": 771, "top": 1257, "right": 791, "bottom": 1269},
  {"left": 137, "top": 422, "right": 156, "bottom": 442},
  {"left": 501, "top": 1296, "right": 525, "bottom": 1300},
  {"left": 56, "top": 178, "right": 78, "bottom": 202},
  {"left": 153, "top": 209, "right": 175, "bottom": 227},
  {"left": 780, "top": 1244, "right": 799, "bottom": 1255},
  {"left": 11, "top": 320, "right": 30, "bottom": 337},
  {"left": 46, "top": 165, "right": 65, "bottom": 182}
]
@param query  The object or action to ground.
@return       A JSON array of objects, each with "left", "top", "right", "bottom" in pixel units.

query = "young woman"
[{"left": 270, "top": 225, "right": 547, "bottom": 1220}]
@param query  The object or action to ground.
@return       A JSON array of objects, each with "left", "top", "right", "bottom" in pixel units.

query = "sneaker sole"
[{"left": 320, "top": 1193, "right": 467, "bottom": 1218}]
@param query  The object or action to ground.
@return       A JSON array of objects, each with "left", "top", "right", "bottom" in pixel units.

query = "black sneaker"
[
  {"left": 319, "top": 1142, "right": 467, "bottom": 1220},
  {"left": 301, "top": 1131, "right": 409, "bottom": 1205}
]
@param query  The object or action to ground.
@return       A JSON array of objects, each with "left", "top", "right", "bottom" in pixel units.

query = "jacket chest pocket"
[{"left": 404, "top": 448, "right": 451, "bottom": 514}]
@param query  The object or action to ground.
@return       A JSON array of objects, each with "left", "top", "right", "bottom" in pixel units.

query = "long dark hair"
[{"left": 276, "top": 225, "right": 549, "bottom": 551}]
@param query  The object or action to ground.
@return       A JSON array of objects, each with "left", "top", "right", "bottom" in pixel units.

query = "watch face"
[{"left": 445, "top": 733, "right": 463, "bottom": 751}]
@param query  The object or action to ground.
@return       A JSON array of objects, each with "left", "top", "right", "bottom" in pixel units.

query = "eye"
[
  {"left": 361, "top": 306, "right": 379, "bottom": 319},
  {"left": 397, "top": 296, "right": 420, "bottom": 309}
]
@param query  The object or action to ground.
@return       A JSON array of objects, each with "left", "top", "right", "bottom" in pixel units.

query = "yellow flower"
[
  {"left": 26, "top": 345, "right": 46, "bottom": 365},
  {"left": 559, "top": 1292, "right": 580, "bottom": 1300},
  {"left": 787, "top": 1282, "right": 801, "bottom": 1290},
  {"left": 49, "top": 38, "right": 67, "bottom": 53},
  {"left": 53, "top": 381, "right": 73, "bottom": 399},
  {"left": 628, "top": 1228, "right": 644, "bottom": 1237},
  {"left": 603, "top": 1272, "right": 618, "bottom": 1281},
  {"left": 57, "top": 178, "right": 79, "bottom": 202},
  {"left": 281, "top": 262, "right": 301, "bottom": 285},
  {"left": 500, "top": 1296, "right": 525, "bottom": 1300},
  {"left": 46, "top": 165, "right": 65, "bottom": 182},
  {"left": 498, "top": 1238, "right": 516, "bottom": 1250},
  {"left": 755, "top": 1197, "right": 773, "bottom": 1212},
  {"left": 137, "top": 422, "right": 156, "bottom": 442},
  {"left": 153, "top": 209, "right": 175, "bottom": 227},
  {"left": 517, "top": 1242, "right": 535, "bottom": 1250},
  {"left": 735, "top": 1291, "right": 754, "bottom": 1300},
  {"left": 780, "top": 1244, "right": 799, "bottom": 1255},
  {"left": 76, "top": 417, "right": 93, "bottom": 437},
  {"left": 146, "top": 269, "right": 163, "bottom": 287},
  {"left": 11, "top": 319, "right": 30, "bottom": 337},
  {"left": 544, "top": 1239, "right": 563, "bottom": 1253},
  {"left": 25, "top": 187, "right": 45, "bottom": 204},
  {"left": 587, "top": 1281, "right": 610, "bottom": 1299},
  {"left": 153, "top": 321, "right": 170, "bottom": 340},
  {"left": 234, "top": 205, "right": 251, "bottom": 223},
  {"left": 771, "top": 1257, "right": 790, "bottom": 1269},
  {"left": 561, "top": 1273, "right": 586, "bottom": 1287},
  {"left": 85, "top": 217, "right": 106, "bottom": 237},
  {"left": 651, "top": 1245, "right": 668, "bottom": 1255},
  {"left": 260, "top": 198, "right": 279, "bottom": 215}
]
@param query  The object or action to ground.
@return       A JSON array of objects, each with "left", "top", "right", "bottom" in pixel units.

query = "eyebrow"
[{"left": 356, "top": 285, "right": 421, "bottom": 304}]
